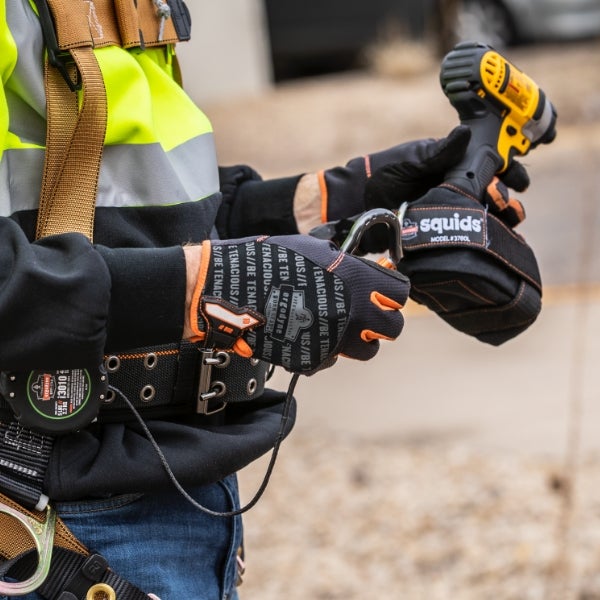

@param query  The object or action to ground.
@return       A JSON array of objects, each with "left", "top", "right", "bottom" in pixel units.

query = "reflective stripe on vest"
[{"left": 0, "top": 0, "right": 218, "bottom": 217}]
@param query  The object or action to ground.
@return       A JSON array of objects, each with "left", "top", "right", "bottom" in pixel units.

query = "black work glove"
[
  {"left": 395, "top": 183, "right": 541, "bottom": 345},
  {"left": 312, "top": 126, "right": 475, "bottom": 253},
  {"left": 189, "top": 235, "right": 410, "bottom": 373},
  {"left": 362, "top": 128, "right": 531, "bottom": 251},
  {"left": 324, "top": 126, "right": 472, "bottom": 225}
]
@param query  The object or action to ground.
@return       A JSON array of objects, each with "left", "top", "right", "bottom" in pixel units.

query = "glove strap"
[{"left": 400, "top": 202, "right": 541, "bottom": 292}]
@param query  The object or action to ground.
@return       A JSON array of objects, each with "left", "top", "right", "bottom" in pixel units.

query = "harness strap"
[
  {"left": 401, "top": 201, "right": 542, "bottom": 293},
  {"left": 4, "top": 548, "right": 149, "bottom": 600},
  {"left": 36, "top": 47, "right": 107, "bottom": 241},
  {"left": 0, "top": 492, "right": 86, "bottom": 558},
  {"left": 0, "top": 423, "right": 53, "bottom": 510}
]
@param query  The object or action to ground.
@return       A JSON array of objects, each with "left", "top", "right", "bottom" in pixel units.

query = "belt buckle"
[
  {"left": 196, "top": 349, "right": 228, "bottom": 415},
  {"left": 0, "top": 499, "right": 56, "bottom": 596}
]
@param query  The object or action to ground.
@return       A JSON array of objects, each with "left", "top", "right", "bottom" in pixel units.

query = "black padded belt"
[{"left": 100, "top": 342, "right": 270, "bottom": 421}]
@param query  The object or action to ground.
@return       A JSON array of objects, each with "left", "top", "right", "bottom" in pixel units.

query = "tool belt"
[
  {"left": 0, "top": 343, "right": 270, "bottom": 424},
  {"left": 397, "top": 185, "right": 542, "bottom": 345},
  {"left": 0, "top": 343, "right": 268, "bottom": 597}
]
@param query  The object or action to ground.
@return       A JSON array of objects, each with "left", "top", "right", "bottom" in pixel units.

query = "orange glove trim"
[
  {"left": 189, "top": 240, "right": 212, "bottom": 343},
  {"left": 370, "top": 290, "right": 402, "bottom": 311},
  {"left": 507, "top": 198, "right": 526, "bottom": 223},
  {"left": 376, "top": 256, "right": 395, "bottom": 270},
  {"left": 360, "top": 329, "right": 394, "bottom": 342},
  {"left": 233, "top": 338, "right": 253, "bottom": 358},
  {"left": 318, "top": 169, "right": 328, "bottom": 223}
]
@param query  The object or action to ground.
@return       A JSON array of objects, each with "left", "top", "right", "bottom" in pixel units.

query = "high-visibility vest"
[{"left": 0, "top": 0, "right": 219, "bottom": 219}]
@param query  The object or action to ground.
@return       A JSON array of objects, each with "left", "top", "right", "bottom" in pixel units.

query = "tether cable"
[{"left": 111, "top": 372, "right": 300, "bottom": 518}]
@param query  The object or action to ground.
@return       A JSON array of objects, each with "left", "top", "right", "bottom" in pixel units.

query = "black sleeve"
[
  {"left": 216, "top": 165, "right": 302, "bottom": 238},
  {"left": 0, "top": 218, "right": 187, "bottom": 371}
]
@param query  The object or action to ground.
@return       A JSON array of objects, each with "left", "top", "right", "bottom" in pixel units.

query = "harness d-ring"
[{"left": 0, "top": 500, "right": 56, "bottom": 596}]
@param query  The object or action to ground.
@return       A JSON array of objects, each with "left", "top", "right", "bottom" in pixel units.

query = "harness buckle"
[
  {"left": 0, "top": 500, "right": 56, "bottom": 596},
  {"left": 33, "top": 0, "right": 82, "bottom": 91},
  {"left": 196, "top": 349, "right": 228, "bottom": 415}
]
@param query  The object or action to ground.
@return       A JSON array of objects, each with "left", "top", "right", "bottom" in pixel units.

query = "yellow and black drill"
[{"left": 440, "top": 40, "right": 557, "bottom": 199}]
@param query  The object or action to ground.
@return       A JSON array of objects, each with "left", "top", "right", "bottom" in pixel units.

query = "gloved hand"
[
  {"left": 323, "top": 126, "right": 473, "bottom": 225},
  {"left": 360, "top": 129, "right": 530, "bottom": 251},
  {"left": 363, "top": 131, "right": 530, "bottom": 215},
  {"left": 394, "top": 182, "right": 541, "bottom": 345},
  {"left": 189, "top": 235, "right": 410, "bottom": 373},
  {"left": 484, "top": 176, "right": 526, "bottom": 228}
]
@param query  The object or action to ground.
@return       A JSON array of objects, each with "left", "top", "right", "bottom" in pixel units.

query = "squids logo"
[{"left": 401, "top": 210, "right": 485, "bottom": 245}]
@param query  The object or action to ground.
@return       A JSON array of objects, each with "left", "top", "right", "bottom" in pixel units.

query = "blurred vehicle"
[
  {"left": 264, "top": 0, "right": 436, "bottom": 80},
  {"left": 264, "top": 0, "right": 600, "bottom": 81},
  {"left": 448, "top": 0, "right": 600, "bottom": 50}
]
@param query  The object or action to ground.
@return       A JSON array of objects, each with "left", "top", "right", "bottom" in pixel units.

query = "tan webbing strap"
[
  {"left": 0, "top": 493, "right": 87, "bottom": 560},
  {"left": 36, "top": 47, "right": 107, "bottom": 242}
]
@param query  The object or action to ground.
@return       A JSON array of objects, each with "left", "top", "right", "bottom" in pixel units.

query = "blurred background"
[{"left": 177, "top": 2, "right": 600, "bottom": 598}]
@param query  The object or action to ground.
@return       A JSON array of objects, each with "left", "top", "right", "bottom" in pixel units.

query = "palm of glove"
[{"left": 191, "top": 235, "right": 409, "bottom": 373}]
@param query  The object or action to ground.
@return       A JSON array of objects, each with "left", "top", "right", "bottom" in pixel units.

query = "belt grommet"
[
  {"left": 214, "top": 351, "right": 231, "bottom": 368},
  {"left": 247, "top": 378, "right": 257, "bottom": 396},
  {"left": 140, "top": 384, "right": 156, "bottom": 403},
  {"left": 105, "top": 355, "right": 121, "bottom": 372},
  {"left": 211, "top": 381, "right": 227, "bottom": 398},
  {"left": 144, "top": 352, "right": 158, "bottom": 370},
  {"left": 103, "top": 389, "right": 116, "bottom": 404}
]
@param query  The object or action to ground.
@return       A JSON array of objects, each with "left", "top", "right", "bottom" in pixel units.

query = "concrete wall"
[{"left": 175, "top": 1, "right": 273, "bottom": 105}]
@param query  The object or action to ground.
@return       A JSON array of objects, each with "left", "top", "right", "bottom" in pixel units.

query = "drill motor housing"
[{"left": 440, "top": 41, "right": 557, "bottom": 198}]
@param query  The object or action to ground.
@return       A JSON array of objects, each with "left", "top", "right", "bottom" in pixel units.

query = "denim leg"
[{"left": 1, "top": 475, "right": 243, "bottom": 600}]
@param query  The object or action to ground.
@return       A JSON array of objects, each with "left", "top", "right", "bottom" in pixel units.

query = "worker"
[{"left": 0, "top": 1, "right": 535, "bottom": 599}]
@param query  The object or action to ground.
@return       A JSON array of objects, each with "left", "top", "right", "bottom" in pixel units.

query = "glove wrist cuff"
[{"left": 190, "top": 240, "right": 266, "bottom": 351}]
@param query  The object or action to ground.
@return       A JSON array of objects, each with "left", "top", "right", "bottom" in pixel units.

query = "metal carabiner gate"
[{"left": 0, "top": 499, "right": 56, "bottom": 596}]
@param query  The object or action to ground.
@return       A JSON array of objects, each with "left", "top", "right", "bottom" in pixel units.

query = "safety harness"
[{"left": 0, "top": 1, "right": 259, "bottom": 597}]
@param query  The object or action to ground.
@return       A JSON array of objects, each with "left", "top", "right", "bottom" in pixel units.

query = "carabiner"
[
  {"left": 340, "top": 203, "right": 407, "bottom": 264},
  {"left": 0, "top": 500, "right": 56, "bottom": 596}
]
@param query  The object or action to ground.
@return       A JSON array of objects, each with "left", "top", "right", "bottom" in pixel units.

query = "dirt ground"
[{"left": 202, "top": 40, "right": 600, "bottom": 599}]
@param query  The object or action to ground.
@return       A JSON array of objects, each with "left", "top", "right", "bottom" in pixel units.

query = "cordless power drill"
[
  {"left": 440, "top": 40, "right": 557, "bottom": 199},
  {"left": 312, "top": 41, "right": 557, "bottom": 256}
]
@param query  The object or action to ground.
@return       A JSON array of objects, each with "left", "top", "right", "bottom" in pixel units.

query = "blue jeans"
[{"left": 1, "top": 475, "right": 242, "bottom": 600}]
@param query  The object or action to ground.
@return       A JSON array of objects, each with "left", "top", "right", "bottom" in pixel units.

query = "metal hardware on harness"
[
  {"left": 33, "top": 0, "right": 82, "bottom": 91},
  {"left": 340, "top": 204, "right": 408, "bottom": 264},
  {"left": 86, "top": 582, "right": 116, "bottom": 600},
  {"left": 0, "top": 500, "right": 56, "bottom": 596},
  {"left": 196, "top": 349, "right": 230, "bottom": 415}
]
